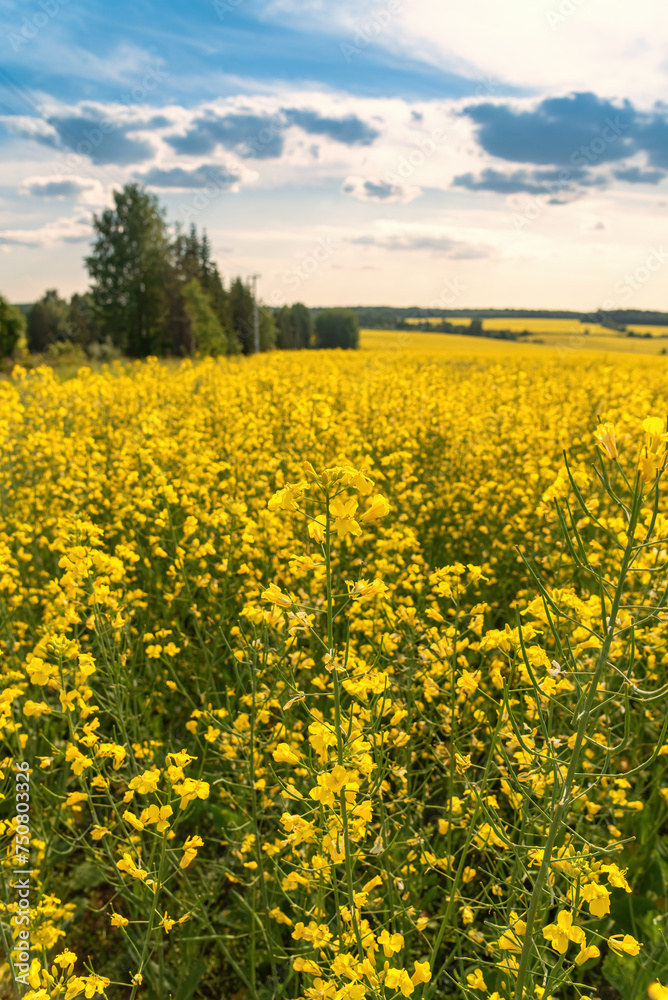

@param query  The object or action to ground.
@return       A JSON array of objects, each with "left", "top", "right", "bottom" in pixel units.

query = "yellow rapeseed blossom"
[
  {"left": 608, "top": 934, "right": 642, "bottom": 957},
  {"left": 2, "top": 347, "right": 667, "bottom": 1000},
  {"left": 542, "top": 911, "right": 585, "bottom": 954}
]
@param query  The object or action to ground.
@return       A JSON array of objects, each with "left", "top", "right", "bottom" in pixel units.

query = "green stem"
[
  {"left": 513, "top": 482, "right": 644, "bottom": 1000},
  {"left": 325, "top": 487, "right": 366, "bottom": 963}
]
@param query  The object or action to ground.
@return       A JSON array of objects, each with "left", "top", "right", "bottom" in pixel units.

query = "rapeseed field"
[{"left": 1, "top": 342, "right": 667, "bottom": 1000}]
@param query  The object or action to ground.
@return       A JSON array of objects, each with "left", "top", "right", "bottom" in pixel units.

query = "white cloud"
[
  {"left": 0, "top": 214, "right": 91, "bottom": 249},
  {"left": 5, "top": 78, "right": 668, "bottom": 307},
  {"left": 258, "top": 0, "right": 668, "bottom": 105},
  {"left": 350, "top": 219, "right": 492, "bottom": 258}
]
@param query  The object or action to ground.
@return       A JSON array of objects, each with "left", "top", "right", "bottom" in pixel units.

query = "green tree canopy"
[
  {"left": 276, "top": 302, "right": 312, "bottom": 349},
  {"left": 68, "top": 292, "right": 104, "bottom": 349},
  {"left": 229, "top": 278, "right": 255, "bottom": 354},
  {"left": 27, "top": 290, "right": 70, "bottom": 353},
  {"left": 0, "top": 294, "right": 25, "bottom": 357},
  {"left": 314, "top": 308, "right": 359, "bottom": 350},
  {"left": 182, "top": 278, "right": 228, "bottom": 357},
  {"left": 259, "top": 305, "right": 277, "bottom": 352},
  {"left": 86, "top": 183, "right": 170, "bottom": 356},
  {"left": 169, "top": 224, "right": 236, "bottom": 355}
]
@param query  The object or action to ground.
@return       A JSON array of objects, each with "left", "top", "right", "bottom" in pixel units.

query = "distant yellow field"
[
  {"left": 360, "top": 327, "right": 668, "bottom": 356},
  {"left": 626, "top": 324, "right": 668, "bottom": 337},
  {"left": 405, "top": 316, "right": 593, "bottom": 332},
  {"left": 405, "top": 316, "right": 668, "bottom": 342}
]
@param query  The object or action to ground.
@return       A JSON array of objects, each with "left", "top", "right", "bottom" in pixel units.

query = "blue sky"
[{"left": 2, "top": 0, "right": 668, "bottom": 308}]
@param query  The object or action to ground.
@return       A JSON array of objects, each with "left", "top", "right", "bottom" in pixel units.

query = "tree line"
[{"left": 0, "top": 183, "right": 360, "bottom": 360}]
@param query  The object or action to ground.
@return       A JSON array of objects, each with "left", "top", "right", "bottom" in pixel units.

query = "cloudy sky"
[{"left": 2, "top": 0, "right": 668, "bottom": 309}]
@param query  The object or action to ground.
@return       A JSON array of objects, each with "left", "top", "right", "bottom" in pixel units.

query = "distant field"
[
  {"left": 406, "top": 316, "right": 668, "bottom": 336},
  {"left": 373, "top": 322, "right": 668, "bottom": 355},
  {"left": 626, "top": 323, "right": 668, "bottom": 337}
]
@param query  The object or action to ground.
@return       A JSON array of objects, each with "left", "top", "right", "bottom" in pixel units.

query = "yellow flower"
[
  {"left": 261, "top": 583, "right": 293, "bottom": 608},
  {"left": 580, "top": 882, "right": 610, "bottom": 918},
  {"left": 575, "top": 945, "right": 600, "bottom": 966},
  {"left": 123, "top": 809, "right": 145, "bottom": 832},
  {"left": 272, "top": 742, "right": 303, "bottom": 765},
  {"left": 600, "top": 863, "right": 631, "bottom": 892},
  {"left": 293, "top": 957, "right": 322, "bottom": 976},
  {"left": 140, "top": 803, "right": 173, "bottom": 831},
  {"left": 54, "top": 949, "right": 77, "bottom": 971},
  {"left": 304, "top": 978, "right": 337, "bottom": 999},
  {"left": 542, "top": 911, "right": 585, "bottom": 954},
  {"left": 648, "top": 982, "right": 668, "bottom": 1000},
  {"left": 348, "top": 578, "right": 388, "bottom": 600},
  {"left": 643, "top": 416, "right": 667, "bottom": 453},
  {"left": 337, "top": 986, "right": 367, "bottom": 1000},
  {"left": 268, "top": 483, "right": 307, "bottom": 512},
  {"left": 166, "top": 749, "right": 196, "bottom": 767},
  {"left": 377, "top": 929, "right": 404, "bottom": 957},
  {"left": 269, "top": 907, "right": 293, "bottom": 926},
  {"left": 330, "top": 496, "right": 361, "bottom": 538},
  {"left": 97, "top": 742, "right": 127, "bottom": 769},
  {"left": 331, "top": 952, "right": 359, "bottom": 979},
  {"left": 25, "top": 656, "right": 58, "bottom": 686},
  {"left": 457, "top": 669, "right": 481, "bottom": 697},
  {"left": 117, "top": 853, "right": 148, "bottom": 881},
  {"left": 180, "top": 835, "right": 204, "bottom": 869},
  {"left": 82, "top": 974, "right": 110, "bottom": 998},
  {"left": 497, "top": 913, "right": 526, "bottom": 952},
  {"left": 608, "top": 934, "right": 642, "bottom": 957},
  {"left": 411, "top": 960, "right": 431, "bottom": 985},
  {"left": 175, "top": 777, "right": 210, "bottom": 809},
  {"left": 308, "top": 720, "right": 338, "bottom": 762},
  {"left": 64, "top": 980, "right": 87, "bottom": 1000},
  {"left": 308, "top": 515, "right": 327, "bottom": 543},
  {"left": 128, "top": 769, "right": 160, "bottom": 795},
  {"left": 467, "top": 969, "right": 487, "bottom": 991},
  {"left": 64, "top": 745, "right": 93, "bottom": 776},
  {"left": 110, "top": 913, "right": 129, "bottom": 927},
  {"left": 594, "top": 422, "right": 618, "bottom": 459},
  {"left": 23, "top": 699, "right": 52, "bottom": 718},
  {"left": 358, "top": 493, "right": 390, "bottom": 523},
  {"left": 65, "top": 791, "right": 88, "bottom": 809},
  {"left": 384, "top": 967, "right": 414, "bottom": 996}
]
